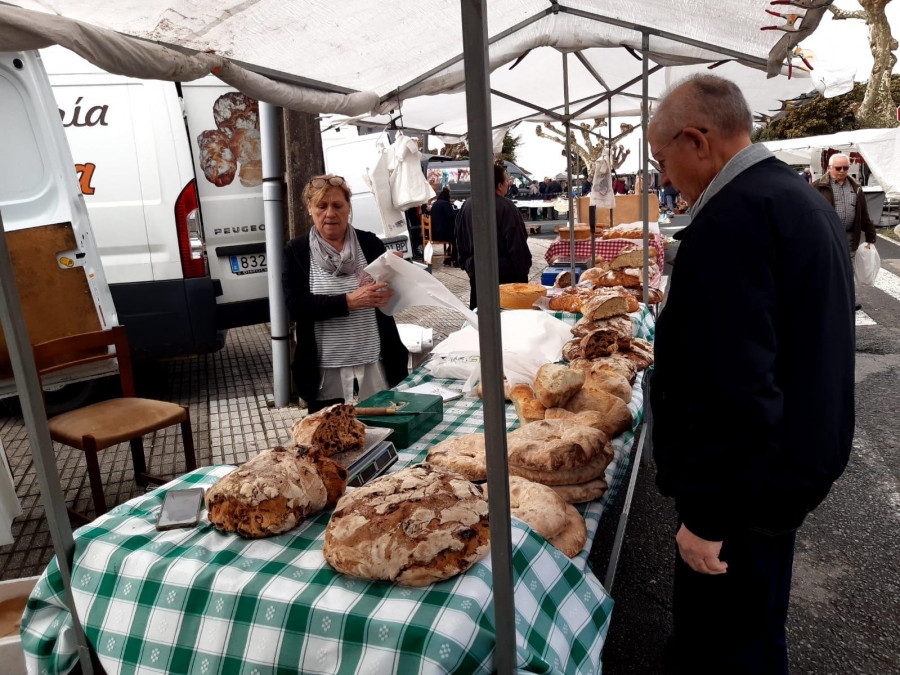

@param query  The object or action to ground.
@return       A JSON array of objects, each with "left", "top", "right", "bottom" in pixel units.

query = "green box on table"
[{"left": 355, "top": 390, "right": 443, "bottom": 448}]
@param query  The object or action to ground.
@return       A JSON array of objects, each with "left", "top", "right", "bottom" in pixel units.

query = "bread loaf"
[
  {"left": 499, "top": 283, "right": 547, "bottom": 310},
  {"left": 610, "top": 246, "right": 658, "bottom": 269},
  {"left": 561, "top": 338, "right": 583, "bottom": 362},
  {"left": 482, "top": 475, "right": 568, "bottom": 541},
  {"left": 571, "top": 354, "right": 638, "bottom": 384},
  {"left": 508, "top": 444, "right": 612, "bottom": 485},
  {"left": 553, "top": 270, "right": 573, "bottom": 288},
  {"left": 595, "top": 268, "right": 642, "bottom": 288},
  {"left": 572, "top": 315, "right": 634, "bottom": 349},
  {"left": 548, "top": 292, "right": 583, "bottom": 314},
  {"left": 426, "top": 433, "right": 487, "bottom": 481},
  {"left": 564, "top": 387, "right": 633, "bottom": 437},
  {"left": 580, "top": 290, "right": 630, "bottom": 320},
  {"left": 510, "top": 383, "right": 547, "bottom": 425},
  {"left": 566, "top": 361, "right": 633, "bottom": 403},
  {"left": 625, "top": 287, "right": 665, "bottom": 304},
  {"left": 533, "top": 363, "right": 584, "bottom": 408},
  {"left": 580, "top": 328, "right": 619, "bottom": 358},
  {"left": 507, "top": 419, "right": 607, "bottom": 472},
  {"left": 290, "top": 403, "right": 365, "bottom": 456},
  {"left": 206, "top": 444, "right": 347, "bottom": 539},
  {"left": 322, "top": 464, "right": 490, "bottom": 586},
  {"left": 551, "top": 477, "right": 609, "bottom": 504},
  {"left": 620, "top": 337, "right": 654, "bottom": 370},
  {"left": 547, "top": 503, "right": 588, "bottom": 557}
]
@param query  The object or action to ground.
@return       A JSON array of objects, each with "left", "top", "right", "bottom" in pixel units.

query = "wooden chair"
[
  {"left": 33, "top": 326, "right": 197, "bottom": 521},
  {"left": 421, "top": 213, "right": 452, "bottom": 263}
]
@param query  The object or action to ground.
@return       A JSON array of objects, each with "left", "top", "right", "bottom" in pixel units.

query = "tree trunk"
[
  {"left": 283, "top": 110, "right": 325, "bottom": 240},
  {"left": 858, "top": 0, "right": 898, "bottom": 127},
  {"left": 834, "top": 0, "right": 899, "bottom": 128}
]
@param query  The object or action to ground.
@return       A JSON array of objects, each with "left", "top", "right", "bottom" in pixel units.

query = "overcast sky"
[{"left": 513, "top": 1, "right": 900, "bottom": 178}]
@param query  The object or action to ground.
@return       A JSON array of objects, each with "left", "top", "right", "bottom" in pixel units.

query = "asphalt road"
[{"left": 591, "top": 228, "right": 900, "bottom": 674}]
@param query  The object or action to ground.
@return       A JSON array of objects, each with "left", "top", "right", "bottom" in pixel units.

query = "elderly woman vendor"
[{"left": 283, "top": 174, "right": 408, "bottom": 412}]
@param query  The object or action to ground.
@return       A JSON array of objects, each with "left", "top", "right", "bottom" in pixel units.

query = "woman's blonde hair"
[{"left": 303, "top": 173, "right": 352, "bottom": 208}]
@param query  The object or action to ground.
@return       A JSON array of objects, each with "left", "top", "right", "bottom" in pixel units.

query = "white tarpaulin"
[
  {"left": 3, "top": 0, "right": 826, "bottom": 126},
  {"left": 763, "top": 128, "right": 900, "bottom": 198}
]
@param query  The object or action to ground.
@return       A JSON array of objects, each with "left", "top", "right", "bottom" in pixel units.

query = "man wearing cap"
[{"left": 648, "top": 74, "right": 854, "bottom": 674}]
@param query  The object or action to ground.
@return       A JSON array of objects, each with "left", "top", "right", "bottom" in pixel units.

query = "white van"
[
  {"left": 0, "top": 50, "right": 118, "bottom": 398},
  {"left": 41, "top": 46, "right": 269, "bottom": 358},
  {"left": 42, "top": 47, "right": 413, "bottom": 357}
]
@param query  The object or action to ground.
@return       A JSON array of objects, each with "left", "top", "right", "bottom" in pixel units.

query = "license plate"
[
  {"left": 384, "top": 239, "right": 408, "bottom": 253},
  {"left": 229, "top": 253, "right": 267, "bottom": 275}
]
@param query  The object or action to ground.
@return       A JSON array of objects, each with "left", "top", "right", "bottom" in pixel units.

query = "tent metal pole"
[
  {"left": 459, "top": 2, "right": 515, "bottom": 673},
  {"left": 564, "top": 52, "right": 576, "bottom": 284},
  {"left": 384, "top": 8, "right": 553, "bottom": 104},
  {"left": 575, "top": 51, "right": 610, "bottom": 92},
  {"left": 607, "top": 97, "right": 613, "bottom": 239},
  {"left": 0, "top": 213, "right": 94, "bottom": 674},
  {"left": 641, "top": 33, "right": 650, "bottom": 306},
  {"left": 559, "top": 5, "right": 769, "bottom": 67},
  {"left": 260, "top": 102, "right": 290, "bottom": 407},
  {"left": 490, "top": 88, "right": 567, "bottom": 122}
]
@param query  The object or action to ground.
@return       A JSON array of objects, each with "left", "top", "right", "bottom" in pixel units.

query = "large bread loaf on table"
[
  {"left": 206, "top": 444, "right": 347, "bottom": 538},
  {"left": 509, "top": 383, "right": 547, "bottom": 425},
  {"left": 533, "top": 363, "right": 584, "bottom": 408},
  {"left": 426, "top": 433, "right": 487, "bottom": 481},
  {"left": 506, "top": 419, "right": 607, "bottom": 472},
  {"left": 499, "top": 283, "right": 547, "bottom": 310},
  {"left": 563, "top": 387, "right": 633, "bottom": 437},
  {"left": 323, "top": 464, "right": 490, "bottom": 587},
  {"left": 289, "top": 403, "right": 365, "bottom": 456}
]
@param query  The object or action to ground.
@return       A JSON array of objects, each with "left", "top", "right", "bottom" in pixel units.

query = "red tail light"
[{"left": 174, "top": 181, "right": 207, "bottom": 279}]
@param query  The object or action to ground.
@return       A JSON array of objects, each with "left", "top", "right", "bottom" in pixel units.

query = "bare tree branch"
[{"left": 828, "top": 5, "right": 867, "bottom": 20}]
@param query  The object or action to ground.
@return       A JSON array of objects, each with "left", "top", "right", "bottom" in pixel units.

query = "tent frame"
[{"left": 1, "top": 1, "right": 824, "bottom": 672}]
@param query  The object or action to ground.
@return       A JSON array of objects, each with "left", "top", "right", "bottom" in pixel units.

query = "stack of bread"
[
  {"left": 205, "top": 404, "right": 364, "bottom": 538},
  {"left": 552, "top": 243, "right": 664, "bottom": 305}
]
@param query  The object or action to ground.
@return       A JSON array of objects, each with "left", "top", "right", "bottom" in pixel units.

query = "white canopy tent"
[
  {"left": 764, "top": 128, "right": 900, "bottom": 197},
  {"left": 0, "top": 2, "right": 831, "bottom": 672}
]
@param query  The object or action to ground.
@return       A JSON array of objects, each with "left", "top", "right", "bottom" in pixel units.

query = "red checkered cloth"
[{"left": 544, "top": 235, "right": 666, "bottom": 287}]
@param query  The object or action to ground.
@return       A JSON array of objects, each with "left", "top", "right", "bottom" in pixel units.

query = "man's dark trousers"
[{"left": 671, "top": 527, "right": 797, "bottom": 675}]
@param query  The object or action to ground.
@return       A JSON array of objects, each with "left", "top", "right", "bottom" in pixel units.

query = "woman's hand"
[{"left": 346, "top": 282, "right": 394, "bottom": 310}]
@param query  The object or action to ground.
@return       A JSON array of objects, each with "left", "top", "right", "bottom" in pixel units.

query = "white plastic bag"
[
  {"left": 854, "top": 243, "right": 880, "bottom": 286},
  {"left": 389, "top": 134, "right": 435, "bottom": 210},
  {"left": 362, "top": 138, "right": 406, "bottom": 237}
]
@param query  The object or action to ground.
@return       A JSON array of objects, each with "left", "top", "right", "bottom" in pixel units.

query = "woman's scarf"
[{"left": 309, "top": 224, "right": 362, "bottom": 277}]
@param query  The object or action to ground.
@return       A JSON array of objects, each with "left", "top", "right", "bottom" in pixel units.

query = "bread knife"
[{"left": 355, "top": 407, "right": 432, "bottom": 416}]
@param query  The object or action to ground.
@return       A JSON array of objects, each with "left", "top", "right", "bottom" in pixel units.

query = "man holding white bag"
[{"left": 813, "top": 153, "right": 878, "bottom": 304}]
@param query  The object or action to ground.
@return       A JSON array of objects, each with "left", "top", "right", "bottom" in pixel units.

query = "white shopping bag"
[
  {"left": 389, "top": 134, "right": 435, "bottom": 210},
  {"left": 854, "top": 243, "right": 880, "bottom": 286}
]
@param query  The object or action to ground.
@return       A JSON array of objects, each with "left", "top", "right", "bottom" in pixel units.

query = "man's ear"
[{"left": 684, "top": 127, "right": 710, "bottom": 158}]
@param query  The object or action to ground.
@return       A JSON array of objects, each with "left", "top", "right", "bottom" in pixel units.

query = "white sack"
[
  {"left": 0, "top": 442, "right": 23, "bottom": 546},
  {"left": 365, "top": 252, "right": 478, "bottom": 328},
  {"left": 363, "top": 141, "right": 407, "bottom": 237},
  {"left": 590, "top": 154, "right": 615, "bottom": 209},
  {"left": 430, "top": 310, "right": 573, "bottom": 386},
  {"left": 854, "top": 243, "right": 880, "bottom": 287},
  {"left": 389, "top": 134, "right": 435, "bottom": 210}
]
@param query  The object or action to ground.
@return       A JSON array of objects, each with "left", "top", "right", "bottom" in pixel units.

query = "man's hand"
[{"left": 676, "top": 524, "right": 728, "bottom": 575}]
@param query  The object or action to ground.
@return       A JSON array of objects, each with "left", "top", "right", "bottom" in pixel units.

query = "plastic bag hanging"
[
  {"left": 389, "top": 133, "right": 435, "bottom": 210},
  {"left": 854, "top": 243, "right": 880, "bottom": 286},
  {"left": 590, "top": 151, "right": 614, "bottom": 209}
]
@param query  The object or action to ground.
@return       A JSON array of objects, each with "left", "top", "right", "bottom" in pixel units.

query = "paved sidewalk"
[{"left": 0, "top": 232, "right": 554, "bottom": 581}]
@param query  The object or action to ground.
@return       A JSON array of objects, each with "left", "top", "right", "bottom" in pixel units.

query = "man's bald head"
[{"left": 653, "top": 74, "right": 752, "bottom": 140}]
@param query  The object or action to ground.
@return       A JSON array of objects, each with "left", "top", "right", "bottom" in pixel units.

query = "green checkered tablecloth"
[{"left": 21, "top": 309, "right": 654, "bottom": 675}]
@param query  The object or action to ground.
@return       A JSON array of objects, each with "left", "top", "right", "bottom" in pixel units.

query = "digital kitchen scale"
[{"left": 331, "top": 426, "right": 398, "bottom": 488}]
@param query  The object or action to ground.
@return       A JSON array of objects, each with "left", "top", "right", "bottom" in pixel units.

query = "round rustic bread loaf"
[
  {"left": 426, "top": 433, "right": 487, "bottom": 481},
  {"left": 482, "top": 475, "right": 568, "bottom": 541},
  {"left": 507, "top": 419, "right": 607, "bottom": 472},
  {"left": 508, "top": 442, "right": 613, "bottom": 486},
  {"left": 323, "top": 464, "right": 490, "bottom": 587},
  {"left": 206, "top": 444, "right": 347, "bottom": 539},
  {"left": 499, "top": 283, "right": 547, "bottom": 310},
  {"left": 551, "top": 477, "right": 609, "bottom": 503}
]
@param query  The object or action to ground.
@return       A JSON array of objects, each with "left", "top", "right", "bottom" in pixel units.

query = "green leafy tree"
[
  {"left": 499, "top": 131, "right": 522, "bottom": 164},
  {"left": 752, "top": 75, "right": 900, "bottom": 140}
]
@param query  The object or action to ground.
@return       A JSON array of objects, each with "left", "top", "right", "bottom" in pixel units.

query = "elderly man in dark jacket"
[
  {"left": 649, "top": 74, "right": 854, "bottom": 674},
  {"left": 812, "top": 153, "right": 877, "bottom": 258}
]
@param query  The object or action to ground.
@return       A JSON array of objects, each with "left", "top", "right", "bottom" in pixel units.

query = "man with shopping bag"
[
  {"left": 648, "top": 75, "right": 854, "bottom": 674},
  {"left": 813, "top": 153, "right": 878, "bottom": 306}
]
